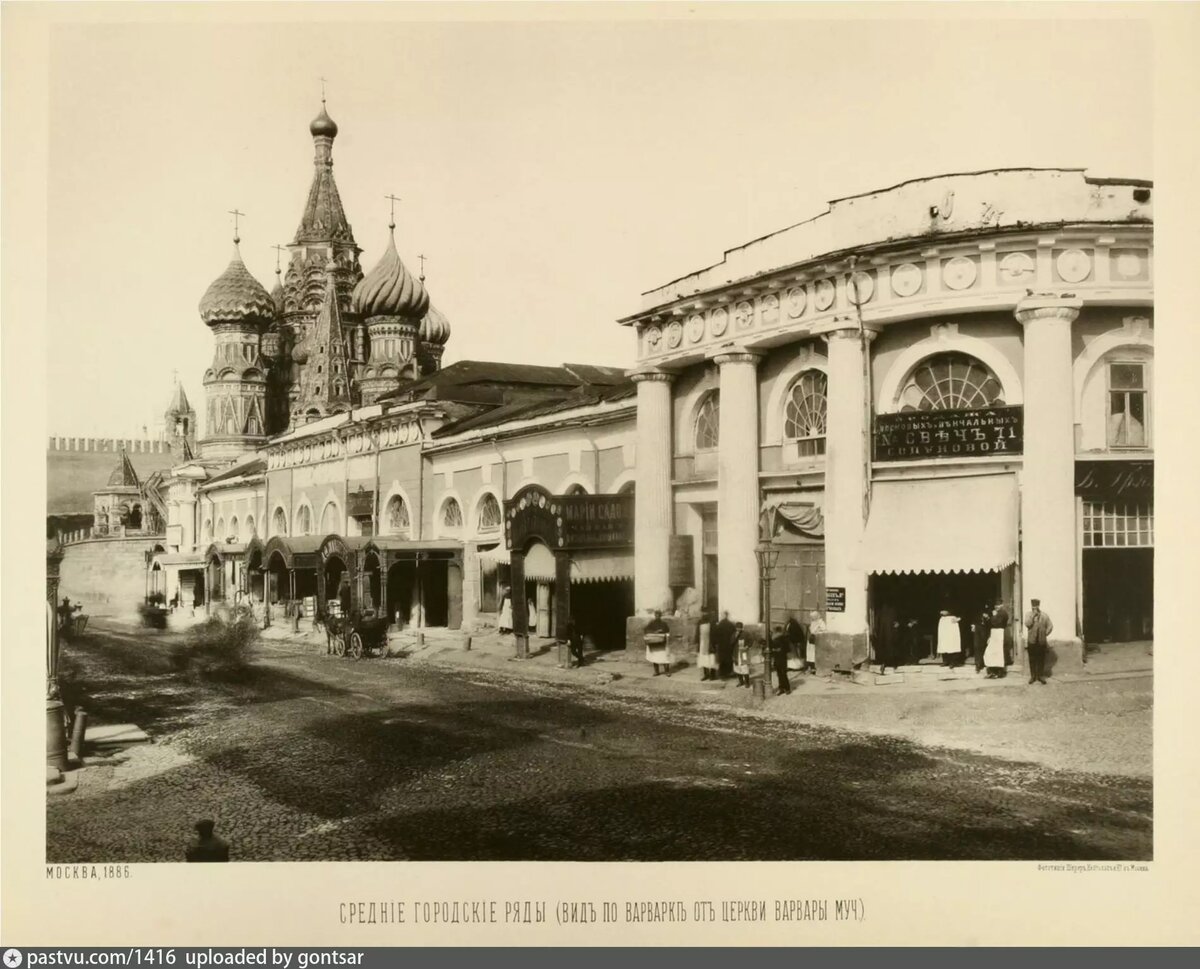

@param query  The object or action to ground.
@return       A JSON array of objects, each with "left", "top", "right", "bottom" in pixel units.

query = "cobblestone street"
[{"left": 47, "top": 625, "right": 1152, "bottom": 862}]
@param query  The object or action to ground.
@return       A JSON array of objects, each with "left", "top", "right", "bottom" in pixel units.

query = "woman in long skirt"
[
  {"left": 985, "top": 600, "right": 1010, "bottom": 678},
  {"left": 805, "top": 611, "right": 824, "bottom": 674},
  {"left": 732, "top": 623, "right": 752, "bottom": 687},
  {"left": 643, "top": 610, "right": 672, "bottom": 676},
  {"left": 497, "top": 585, "right": 513, "bottom": 634},
  {"left": 696, "top": 611, "right": 717, "bottom": 681}
]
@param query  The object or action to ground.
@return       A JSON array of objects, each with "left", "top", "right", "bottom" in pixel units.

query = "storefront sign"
[
  {"left": 825, "top": 586, "right": 846, "bottom": 612},
  {"left": 347, "top": 488, "right": 374, "bottom": 518},
  {"left": 506, "top": 491, "right": 634, "bottom": 550},
  {"left": 1074, "top": 460, "right": 1153, "bottom": 498},
  {"left": 874, "top": 406, "right": 1023, "bottom": 461},
  {"left": 668, "top": 535, "right": 695, "bottom": 588}
]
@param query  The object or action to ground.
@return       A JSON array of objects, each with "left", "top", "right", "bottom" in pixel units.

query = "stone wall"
[
  {"left": 58, "top": 537, "right": 156, "bottom": 619},
  {"left": 47, "top": 440, "right": 174, "bottom": 515}
]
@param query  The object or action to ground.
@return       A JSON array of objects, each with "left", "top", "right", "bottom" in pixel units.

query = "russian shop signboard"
[
  {"left": 873, "top": 406, "right": 1023, "bottom": 461},
  {"left": 506, "top": 491, "right": 635, "bottom": 550}
]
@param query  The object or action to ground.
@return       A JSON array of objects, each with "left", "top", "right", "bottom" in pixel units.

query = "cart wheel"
[
  {"left": 349, "top": 631, "right": 364, "bottom": 660},
  {"left": 332, "top": 631, "right": 346, "bottom": 657}
]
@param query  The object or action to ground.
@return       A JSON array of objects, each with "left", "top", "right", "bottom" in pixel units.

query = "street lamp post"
[{"left": 754, "top": 541, "right": 781, "bottom": 700}]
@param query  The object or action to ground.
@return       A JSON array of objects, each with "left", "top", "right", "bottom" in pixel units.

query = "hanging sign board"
[
  {"left": 668, "top": 535, "right": 695, "bottom": 588},
  {"left": 506, "top": 491, "right": 634, "bottom": 550},
  {"left": 347, "top": 488, "right": 374, "bottom": 518},
  {"left": 825, "top": 587, "right": 846, "bottom": 613},
  {"left": 874, "top": 406, "right": 1023, "bottom": 461}
]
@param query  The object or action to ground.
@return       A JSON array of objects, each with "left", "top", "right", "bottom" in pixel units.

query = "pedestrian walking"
[
  {"left": 644, "top": 610, "right": 672, "bottom": 676},
  {"left": 805, "top": 611, "right": 824, "bottom": 674},
  {"left": 714, "top": 610, "right": 736, "bottom": 679},
  {"left": 185, "top": 819, "right": 230, "bottom": 862},
  {"left": 733, "top": 623, "right": 752, "bottom": 687},
  {"left": 1023, "top": 598, "right": 1053, "bottom": 685},
  {"left": 771, "top": 625, "right": 792, "bottom": 695},
  {"left": 564, "top": 617, "right": 585, "bottom": 667},
  {"left": 936, "top": 609, "right": 961, "bottom": 666},
  {"left": 785, "top": 613, "right": 806, "bottom": 677},
  {"left": 696, "top": 610, "right": 718, "bottom": 681}
]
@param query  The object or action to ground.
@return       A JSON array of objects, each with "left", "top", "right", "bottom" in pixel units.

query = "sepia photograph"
[{"left": 7, "top": 0, "right": 1200, "bottom": 950}]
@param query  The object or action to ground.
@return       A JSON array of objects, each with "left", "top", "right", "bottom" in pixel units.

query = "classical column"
[
  {"left": 820, "top": 323, "right": 877, "bottom": 670},
  {"left": 631, "top": 369, "right": 675, "bottom": 614},
  {"left": 1016, "top": 294, "right": 1083, "bottom": 664},
  {"left": 713, "top": 350, "right": 763, "bottom": 624}
]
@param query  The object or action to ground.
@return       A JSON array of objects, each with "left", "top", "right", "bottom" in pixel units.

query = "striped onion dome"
[
  {"left": 351, "top": 229, "right": 429, "bottom": 320},
  {"left": 420, "top": 303, "right": 451, "bottom": 346},
  {"left": 198, "top": 248, "right": 275, "bottom": 325}
]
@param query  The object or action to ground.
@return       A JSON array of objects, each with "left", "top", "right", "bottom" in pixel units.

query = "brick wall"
[{"left": 57, "top": 537, "right": 156, "bottom": 618}]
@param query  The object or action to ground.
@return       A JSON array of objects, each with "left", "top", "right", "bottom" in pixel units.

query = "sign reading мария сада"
[
  {"left": 874, "top": 406, "right": 1023, "bottom": 461},
  {"left": 506, "top": 491, "right": 634, "bottom": 551}
]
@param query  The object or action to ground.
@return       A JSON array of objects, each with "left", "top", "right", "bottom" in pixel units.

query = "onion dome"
[
  {"left": 310, "top": 103, "right": 338, "bottom": 138},
  {"left": 198, "top": 248, "right": 275, "bottom": 325},
  {"left": 270, "top": 275, "right": 285, "bottom": 316},
  {"left": 420, "top": 303, "right": 451, "bottom": 346},
  {"left": 292, "top": 342, "right": 309, "bottom": 364},
  {"left": 352, "top": 230, "right": 430, "bottom": 319}
]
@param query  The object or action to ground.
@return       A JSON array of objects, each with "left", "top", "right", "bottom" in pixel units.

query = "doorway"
[
  {"left": 869, "top": 570, "right": 1005, "bottom": 665},
  {"left": 1083, "top": 548, "right": 1153, "bottom": 643}
]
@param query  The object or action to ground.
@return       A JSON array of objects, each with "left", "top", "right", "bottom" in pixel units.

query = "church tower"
[
  {"left": 164, "top": 380, "right": 197, "bottom": 461},
  {"left": 282, "top": 100, "right": 363, "bottom": 427},
  {"left": 197, "top": 236, "right": 274, "bottom": 461},
  {"left": 352, "top": 219, "right": 429, "bottom": 404},
  {"left": 293, "top": 261, "right": 355, "bottom": 422}
]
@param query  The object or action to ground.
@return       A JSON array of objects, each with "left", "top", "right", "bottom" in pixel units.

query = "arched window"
[
  {"left": 387, "top": 495, "right": 411, "bottom": 536},
  {"left": 442, "top": 498, "right": 463, "bottom": 529},
  {"left": 898, "top": 352, "right": 1005, "bottom": 412},
  {"left": 272, "top": 507, "right": 288, "bottom": 536},
  {"left": 245, "top": 515, "right": 256, "bottom": 538},
  {"left": 695, "top": 392, "right": 720, "bottom": 451},
  {"left": 784, "top": 370, "right": 828, "bottom": 456},
  {"left": 202, "top": 518, "right": 212, "bottom": 542},
  {"left": 216, "top": 517, "right": 226, "bottom": 540},
  {"left": 477, "top": 494, "right": 502, "bottom": 532},
  {"left": 229, "top": 516, "right": 239, "bottom": 541},
  {"left": 320, "top": 501, "right": 340, "bottom": 534},
  {"left": 564, "top": 484, "right": 588, "bottom": 496},
  {"left": 296, "top": 505, "right": 313, "bottom": 536}
]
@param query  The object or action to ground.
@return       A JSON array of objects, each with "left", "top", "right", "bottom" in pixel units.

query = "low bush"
[{"left": 171, "top": 605, "right": 260, "bottom": 677}]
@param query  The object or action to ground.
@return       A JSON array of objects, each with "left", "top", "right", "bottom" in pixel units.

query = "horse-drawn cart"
[{"left": 324, "top": 609, "right": 390, "bottom": 659}]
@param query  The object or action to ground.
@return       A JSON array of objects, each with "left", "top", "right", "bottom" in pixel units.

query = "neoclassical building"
[{"left": 622, "top": 169, "right": 1153, "bottom": 669}]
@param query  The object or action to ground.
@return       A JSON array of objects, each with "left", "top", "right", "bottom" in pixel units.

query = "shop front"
[
  {"left": 261, "top": 535, "right": 322, "bottom": 617},
  {"left": 203, "top": 542, "right": 245, "bottom": 608},
  {"left": 857, "top": 474, "right": 1020, "bottom": 667},
  {"left": 1075, "top": 460, "right": 1153, "bottom": 644},
  {"left": 505, "top": 486, "right": 635, "bottom": 653},
  {"left": 760, "top": 499, "right": 826, "bottom": 629},
  {"left": 366, "top": 537, "right": 463, "bottom": 629}
]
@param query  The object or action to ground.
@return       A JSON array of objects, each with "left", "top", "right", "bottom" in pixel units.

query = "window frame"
[
  {"left": 1105, "top": 359, "right": 1150, "bottom": 450},
  {"left": 694, "top": 391, "right": 720, "bottom": 453},
  {"left": 782, "top": 369, "right": 829, "bottom": 458},
  {"left": 897, "top": 352, "right": 1006, "bottom": 413}
]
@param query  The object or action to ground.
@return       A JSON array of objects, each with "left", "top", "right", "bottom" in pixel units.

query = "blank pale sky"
[{"left": 44, "top": 15, "right": 1151, "bottom": 437}]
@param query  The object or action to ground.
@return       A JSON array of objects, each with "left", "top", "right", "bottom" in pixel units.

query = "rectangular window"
[
  {"left": 1107, "top": 362, "right": 1148, "bottom": 448},
  {"left": 1082, "top": 501, "right": 1153, "bottom": 548}
]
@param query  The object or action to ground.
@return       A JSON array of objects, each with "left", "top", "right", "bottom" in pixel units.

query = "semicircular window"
[
  {"left": 694, "top": 392, "right": 720, "bottom": 451},
  {"left": 784, "top": 370, "right": 828, "bottom": 455},
  {"left": 899, "top": 352, "right": 1005, "bottom": 412}
]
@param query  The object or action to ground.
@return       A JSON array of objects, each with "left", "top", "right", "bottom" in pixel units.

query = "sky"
[{"left": 43, "top": 12, "right": 1152, "bottom": 438}]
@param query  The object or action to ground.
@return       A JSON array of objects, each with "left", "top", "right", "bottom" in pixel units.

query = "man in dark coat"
[
  {"left": 185, "top": 819, "right": 230, "bottom": 862},
  {"left": 713, "top": 611, "right": 736, "bottom": 680},
  {"left": 770, "top": 625, "right": 792, "bottom": 695},
  {"left": 1023, "top": 598, "right": 1053, "bottom": 685},
  {"left": 785, "top": 614, "right": 806, "bottom": 666},
  {"left": 565, "top": 618, "right": 585, "bottom": 668}
]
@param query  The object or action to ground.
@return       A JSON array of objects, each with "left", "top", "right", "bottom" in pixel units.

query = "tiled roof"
[
  {"left": 433, "top": 381, "right": 635, "bottom": 437},
  {"left": 205, "top": 456, "right": 267, "bottom": 485}
]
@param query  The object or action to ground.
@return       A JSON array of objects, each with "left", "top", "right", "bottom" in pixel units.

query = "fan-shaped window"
[
  {"left": 695, "top": 392, "right": 720, "bottom": 451},
  {"left": 272, "top": 507, "right": 288, "bottom": 536},
  {"left": 320, "top": 501, "right": 340, "bottom": 534},
  {"left": 442, "top": 498, "right": 463, "bottom": 529},
  {"left": 477, "top": 493, "right": 502, "bottom": 532},
  {"left": 387, "top": 495, "right": 411, "bottom": 536},
  {"left": 784, "top": 370, "right": 828, "bottom": 456},
  {"left": 898, "top": 353, "right": 1005, "bottom": 412},
  {"left": 296, "top": 505, "right": 313, "bottom": 536}
]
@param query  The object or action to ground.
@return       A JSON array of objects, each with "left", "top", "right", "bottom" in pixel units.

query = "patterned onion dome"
[
  {"left": 270, "top": 276, "right": 285, "bottom": 316},
  {"left": 420, "top": 303, "right": 451, "bottom": 346},
  {"left": 310, "top": 104, "right": 338, "bottom": 138},
  {"left": 351, "top": 230, "right": 430, "bottom": 320},
  {"left": 198, "top": 248, "right": 275, "bottom": 325}
]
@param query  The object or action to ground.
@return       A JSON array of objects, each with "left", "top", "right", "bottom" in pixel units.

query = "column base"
[
  {"left": 1046, "top": 637, "right": 1087, "bottom": 674},
  {"left": 816, "top": 632, "right": 870, "bottom": 674}
]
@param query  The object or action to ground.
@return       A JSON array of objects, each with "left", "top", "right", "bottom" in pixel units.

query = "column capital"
[
  {"left": 630, "top": 367, "right": 675, "bottom": 384},
  {"left": 1015, "top": 293, "right": 1083, "bottom": 326},
  {"left": 710, "top": 347, "right": 763, "bottom": 367},
  {"left": 814, "top": 316, "right": 881, "bottom": 342}
]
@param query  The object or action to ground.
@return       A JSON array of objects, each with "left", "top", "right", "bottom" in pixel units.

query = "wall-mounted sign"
[
  {"left": 347, "top": 488, "right": 374, "bottom": 518},
  {"left": 668, "top": 535, "right": 695, "bottom": 588},
  {"left": 1074, "top": 460, "right": 1153, "bottom": 498},
  {"left": 825, "top": 587, "right": 846, "bottom": 613},
  {"left": 874, "top": 406, "right": 1023, "bottom": 462},
  {"left": 506, "top": 490, "right": 635, "bottom": 551}
]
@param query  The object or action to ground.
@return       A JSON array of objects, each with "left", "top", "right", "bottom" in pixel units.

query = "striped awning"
[
  {"left": 569, "top": 550, "right": 634, "bottom": 584},
  {"left": 523, "top": 542, "right": 556, "bottom": 581},
  {"left": 856, "top": 474, "right": 1018, "bottom": 575},
  {"left": 478, "top": 545, "right": 510, "bottom": 566}
]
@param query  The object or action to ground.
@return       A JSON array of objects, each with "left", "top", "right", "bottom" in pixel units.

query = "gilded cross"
[
  {"left": 320, "top": 76, "right": 328, "bottom": 104},
  {"left": 385, "top": 194, "right": 402, "bottom": 229},
  {"left": 228, "top": 208, "right": 245, "bottom": 244},
  {"left": 418, "top": 253, "right": 427, "bottom": 280},
  {"left": 272, "top": 244, "right": 287, "bottom": 274}
]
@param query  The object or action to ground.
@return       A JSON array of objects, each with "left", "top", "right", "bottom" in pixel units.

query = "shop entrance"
[
  {"left": 1083, "top": 548, "right": 1152, "bottom": 643},
  {"left": 571, "top": 579, "right": 635, "bottom": 650},
  {"left": 421, "top": 559, "right": 450, "bottom": 628},
  {"left": 869, "top": 570, "right": 1007, "bottom": 665},
  {"left": 387, "top": 562, "right": 416, "bottom": 627}
]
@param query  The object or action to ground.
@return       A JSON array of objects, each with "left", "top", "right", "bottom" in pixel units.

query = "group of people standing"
[{"left": 690, "top": 609, "right": 820, "bottom": 694}]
